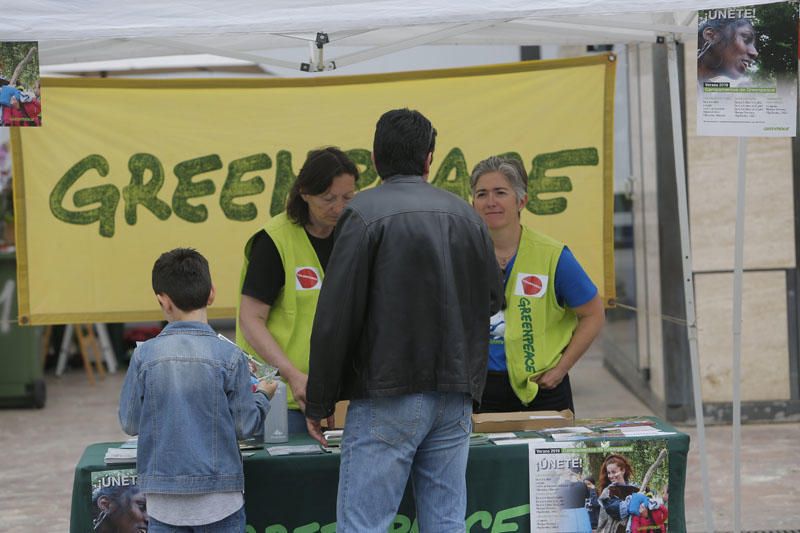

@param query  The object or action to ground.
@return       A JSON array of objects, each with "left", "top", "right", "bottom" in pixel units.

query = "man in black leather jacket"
[{"left": 306, "top": 108, "right": 502, "bottom": 532}]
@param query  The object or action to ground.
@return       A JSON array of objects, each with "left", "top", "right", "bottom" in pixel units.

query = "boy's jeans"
[{"left": 336, "top": 392, "right": 472, "bottom": 533}]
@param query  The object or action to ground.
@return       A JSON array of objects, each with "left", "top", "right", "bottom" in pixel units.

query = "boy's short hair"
[{"left": 152, "top": 248, "right": 212, "bottom": 312}]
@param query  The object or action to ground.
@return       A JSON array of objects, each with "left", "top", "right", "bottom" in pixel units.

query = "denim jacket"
[{"left": 119, "top": 321, "right": 270, "bottom": 494}]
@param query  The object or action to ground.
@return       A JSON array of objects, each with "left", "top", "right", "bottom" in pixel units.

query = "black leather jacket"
[{"left": 306, "top": 175, "right": 503, "bottom": 419}]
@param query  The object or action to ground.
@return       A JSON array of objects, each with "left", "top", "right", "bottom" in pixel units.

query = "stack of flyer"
[
  {"left": 104, "top": 438, "right": 138, "bottom": 464},
  {"left": 488, "top": 431, "right": 546, "bottom": 446},
  {"left": 469, "top": 433, "right": 490, "bottom": 446},
  {"left": 265, "top": 444, "right": 322, "bottom": 456},
  {"left": 322, "top": 429, "right": 344, "bottom": 453},
  {"left": 537, "top": 417, "right": 675, "bottom": 442}
]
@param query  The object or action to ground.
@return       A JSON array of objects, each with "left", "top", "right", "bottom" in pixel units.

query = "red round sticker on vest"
[
  {"left": 522, "top": 275, "right": 543, "bottom": 296},
  {"left": 296, "top": 268, "right": 319, "bottom": 289}
]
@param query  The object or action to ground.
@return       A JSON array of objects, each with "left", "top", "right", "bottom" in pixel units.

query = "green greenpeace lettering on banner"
[
  {"left": 49, "top": 147, "right": 599, "bottom": 237},
  {"left": 431, "top": 147, "right": 471, "bottom": 201},
  {"left": 50, "top": 154, "right": 120, "bottom": 238},
  {"left": 270, "top": 150, "right": 295, "bottom": 217},
  {"left": 529, "top": 147, "right": 599, "bottom": 215},
  {"left": 496, "top": 151, "right": 525, "bottom": 169},
  {"left": 123, "top": 153, "right": 171, "bottom": 225},
  {"left": 221, "top": 153, "right": 270, "bottom": 221},
  {"left": 347, "top": 148, "right": 378, "bottom": 191},
  {"left": 173, "top": 154, "right": 222, "bottom": 223}
]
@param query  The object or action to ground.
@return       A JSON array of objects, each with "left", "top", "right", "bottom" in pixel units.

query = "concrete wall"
[{"left": 683, "top": 48, "right": 796, "bottom": 409}]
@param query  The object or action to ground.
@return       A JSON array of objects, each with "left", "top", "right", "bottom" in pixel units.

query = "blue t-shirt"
[{"left": 488, "top": 247, "right": 597, "bottom": 372}]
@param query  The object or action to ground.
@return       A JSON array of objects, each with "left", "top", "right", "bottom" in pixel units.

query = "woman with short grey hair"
[
  {"left": 470, "top": 155, "right": 605, "bottom": 414},
  {"left": 469, "top": 156, "right": 528, "bottom": 202}
]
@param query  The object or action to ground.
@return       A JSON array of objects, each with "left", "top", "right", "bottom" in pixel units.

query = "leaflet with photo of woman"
[
  {"left": 696, "top": 3, "right": 798, "bottom": 137},
  {"left": 90, "top": 469, "right": 147, "bottom": 533}
]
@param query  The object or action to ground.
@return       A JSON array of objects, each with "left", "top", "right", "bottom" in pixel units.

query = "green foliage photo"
[
  {"left": 752, "top": 3, "right": 798, "bottom": 82},
  {"left": 0, "top": 41, "right": 39, "bottom": 90}
]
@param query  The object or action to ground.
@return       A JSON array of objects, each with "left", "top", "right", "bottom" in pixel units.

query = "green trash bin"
[{"left": 0, "top": 251, "right": 45, "bottom": 408}]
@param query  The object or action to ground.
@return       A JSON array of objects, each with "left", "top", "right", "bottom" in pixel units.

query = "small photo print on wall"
[{"left": 0, "top": 42, "right": 41, "bottom": 127}]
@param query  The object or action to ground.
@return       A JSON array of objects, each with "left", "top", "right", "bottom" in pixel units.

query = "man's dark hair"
[
  {"left": 286, "top": 147, "right": 359, "bottom": 226},
  {"left": 151, "top": 248, "right": 212, "bottom": 312},
  {"left": 372, "top": 108, "right": 436, "bottom": 179}
]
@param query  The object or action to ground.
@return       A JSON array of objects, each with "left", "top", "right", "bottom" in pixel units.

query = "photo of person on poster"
[
  {"left": 697, "top": 3, "right": 798, "bottom": 87},
  {"left": 697, "top": 15, "right": 758, "bottom": 86},
  {"left": 91, "top": 484, "right": 148, "bottom": 533}
]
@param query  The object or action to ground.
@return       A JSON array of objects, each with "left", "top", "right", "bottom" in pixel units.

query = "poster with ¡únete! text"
[
  {"left": 528, "top": 439, "right": 669, "bottom": 533},
  {"left": 696, "top": 2, "right": 798, "bottom": 137}
]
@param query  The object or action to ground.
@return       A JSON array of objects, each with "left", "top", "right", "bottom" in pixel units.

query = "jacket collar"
[
  {"left": 382, "top": 174, "right": 425, "bottom": 185},
  {"left": 159, "top": 321, "right": 215, "bottom": 335}
]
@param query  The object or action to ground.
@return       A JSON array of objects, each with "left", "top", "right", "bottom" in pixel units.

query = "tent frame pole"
[
  {"left": 732, "top": 137, "right": 747, "bottom": 533},
  {"left": 666, "top": 36, "right": 715, "bottom": 533}
]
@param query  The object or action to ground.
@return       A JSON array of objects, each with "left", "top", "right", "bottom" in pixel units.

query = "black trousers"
[{"left": 475, "top": 371, "right": 574, "bottom": 413}]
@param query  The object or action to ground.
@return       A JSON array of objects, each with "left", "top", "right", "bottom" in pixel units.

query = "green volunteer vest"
[
  {"left": 504, "top": 226, "right": 578, "bottom": 405},
  {"left": 235, "top": 212, "right": 323, "bottom": 410}
]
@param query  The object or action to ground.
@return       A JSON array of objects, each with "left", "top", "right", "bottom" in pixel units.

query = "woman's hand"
[
  {"left": 240, "top": 295, "right": 309, "bottom": 410},
  {"left": 533, "top": 366, "right": 567, "bottom": 390},
  {"left": 533, "top": 294, "right": 605, "bottom": 391},
  {"left": 286, "top": 370, "right": 309, "bottom": 412}
]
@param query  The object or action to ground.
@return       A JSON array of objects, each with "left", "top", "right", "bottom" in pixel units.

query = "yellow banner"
[{"left": 13, "top": 55, "right": 615, "bottom": 325}]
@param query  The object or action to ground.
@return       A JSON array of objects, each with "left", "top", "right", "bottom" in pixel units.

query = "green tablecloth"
[{"left": 70, "top": 417, "right": 689, "bottom": 532}]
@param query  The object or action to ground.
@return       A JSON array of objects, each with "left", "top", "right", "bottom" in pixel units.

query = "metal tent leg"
[{"left": 666, "top": 36, "right": 715, "bottom": 533}]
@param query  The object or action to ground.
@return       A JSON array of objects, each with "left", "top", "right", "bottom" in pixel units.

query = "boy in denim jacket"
[{"left": 119, "top": 248, "right": 275, "bottom": 532}]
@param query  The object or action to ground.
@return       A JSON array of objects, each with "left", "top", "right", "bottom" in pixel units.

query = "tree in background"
[
  {"left": 752, "top": 2, "right": 798, "bottom": 82},
  {"left": 0, "top": 42, "right": 39, "bottom": 90}
]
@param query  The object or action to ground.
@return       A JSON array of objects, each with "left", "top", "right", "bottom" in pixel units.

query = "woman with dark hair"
[
  {"left": 236, "top": 147, "right": 358, "bottom": 433},
  {"left": 597, "top": 454, "right": 639, "bottom": 533},
  {"left": 697, "top": 16, "right": 758, "bottom": 84},
  {"left": 92, "top": 484, "right": 148, "bottom": 533}
]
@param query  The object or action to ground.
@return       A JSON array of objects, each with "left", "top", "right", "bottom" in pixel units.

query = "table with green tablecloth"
[{"left": 70, "top": 417, "right": 689, "bottom": 532}]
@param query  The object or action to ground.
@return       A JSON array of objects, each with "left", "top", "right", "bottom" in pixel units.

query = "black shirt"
[{"left": 241, "top": 229, "right": 334, "bottom": 306}]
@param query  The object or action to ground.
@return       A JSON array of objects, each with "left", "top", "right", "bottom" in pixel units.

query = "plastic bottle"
[
  {"left": 263, "top": 379, "right": 288, "bottom": 443},
  {"left": 245, "top": 353, "right": 278, "bottom": 382}
]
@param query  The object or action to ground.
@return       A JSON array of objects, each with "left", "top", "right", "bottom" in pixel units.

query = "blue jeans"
[
  {"left": 337, "top": 392, "right": 472, "bottom": 533},
  {"left": 147, "top": 505, "right": 245, "bottom": 532}
]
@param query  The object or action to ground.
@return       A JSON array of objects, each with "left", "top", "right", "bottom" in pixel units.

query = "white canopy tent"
[
  {"left": 0, "top": 1, "right": 767, "bottom": 72},
  {"left": 3, "top": 1, "right": 782, "bottom": 531}
]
